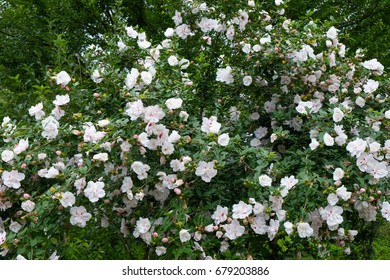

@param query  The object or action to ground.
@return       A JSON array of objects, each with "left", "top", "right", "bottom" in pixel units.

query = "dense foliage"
[{"left": 0, "top": 0, "right": 389, "bottom": 260}]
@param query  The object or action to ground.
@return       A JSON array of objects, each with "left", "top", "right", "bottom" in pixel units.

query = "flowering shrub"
[{"left": 0, "top": 0, "right": 389, "bottom": 260}]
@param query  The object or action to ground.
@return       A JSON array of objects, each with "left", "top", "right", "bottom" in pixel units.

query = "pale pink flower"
[
  {"left": 2, "top": 170, "right": 25, "bottom": 189},
  {"left": 84, "top": 181, "right": 105, "bottom": 203},
  {"left": 21, "top": 200, "right": 35, "bottom": 212},
  {"left": 60, "top": 192, "right": 76, "bottom": 208},
  {"left": 28, "top": 102, "right": 45, "bottom": 120},
  {"left": 53, "top": 94, "right": 70, "bottom": 106},
  {"left": 1, "top": 150, "right": 14, "bottom": 163},
  {"left": 165, "top": 98, "right": 183, "bottom": 110},
  {"left": 223, "top": 220, "right": 245, "bottom": 240},
  {"left": 125, "top": 68, "right": 139, "bottom": 89},
  {"left": 211, "top": 205, "right": 228, "bottom": 225},
  {"left": 179, "top": 229, "right": 191, "bottom": 242},
  {"left": 70, "top": 206, "right": 92, "bottom": 228},
  {"left": 201, "top": 116, "right": 221, "bottom": 134},
  {"left": 218, "top": 133, "right": 230, "bottom": 146},
  {"left": 125, "top": 100, "right": 144, "bottom": 121},
  {"left": 232, "top": 201, "right": 252, "bottom": 219},
  {"left": 216, "top": 66, "right": 234, "bottom": 84},
  {"left": 56, "top": 71, "right": 71, "bottom": 86},
  {"left": 333, "top": 168, "right": 345, "bottom": 181},
  {"left": 195, "top": 161, "right": 217, "bottom": 182},
  {"left": 297, "top": 222, "right": 313, "bottom": 238},
  {"left": 258, "top": 174, "right": 272, "bottom": 187}
]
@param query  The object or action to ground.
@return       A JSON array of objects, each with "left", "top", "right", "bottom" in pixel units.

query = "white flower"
[
  {"left": 126, "top": 26, "right": 138, "bottom": 38},
  {"left": 323, "top": 133, "right": 334, "bottom": 146},
  {"left": 143, "top": 105, "right": 165, "bottom": 123},
  {"left": 251, "top": 215, "right": 268, "bottom": 234},
  {"left": 179, "top": 229, "right": 191, "bottom": 242},
  {"left": 83, "top": 124, "right": 105, "bottom": 143},
  {"left": 248, "top": 0, "right": 255, "bottom": 7},
  {"left": 363, "top": 79, "right": 379, "bottom": 94},
  {"left": 326, "top": 26, "right": 338, "bottom": 39},
  {"left": 60, "top": 192, "right": 76, "bottom": 208},
  {"left": 53, "top": 94, "right": 70, "bottom": 106},
  {"left": 333, "top": 108, "right": 344, "bottom": 122},
  {"left": 243, "top": 75, "right": 252, "bottom": 86},
  {"left": 125, "top": 100, "right": 144, "bottom": 121},
  {"left": 216, "top": 66, "right": 234, "bottom": 84},
  {"left": 56, "top": 71, "right": 71, "bottom": 86},
  {"left": 355, "top": 97, "right": 366, "bottom": 107},
  {"left": 218, "top": 133, "right": 230, "bottom": 146},
  {"left": 92, "top": 69, "right": 103, "bottom": 83},
  {"left": 137, "top": 32, "right": 151, "bottom": 49},
  {"left": 232, "top": 201, "right": 253, "bottom": 219},
  {"left": 175, "top": 24, "right": 192, "bottom": 39},
  {"left": 170, "top": 159, "right": 185, "bottom": 172},
  {"left": 41, "top": 116, "right": 59, "bottom": 140},
  {"left": 238, "top": 11, "right": 249, "bottom": 30},
  {"left": 0, "top": 231, "right": 6, "bottom": 246},
  {"left": 141, "top": 71, "right": 153, "bottom": 85},
  {"left": 179, "top": 111, "right": 189, "bottom": 121},
  {"left": 201, "top": 116, "right": 221, "bottom": 134},
  {"left": 195, "top": 161, "right": 217, "bottom": 182},
  {"left": 13, "top": 139, "right": 29, "bottom": 155},
  {"left": 1, "top": 150, "right": 14, "bottom": 162},
  {"left": 296, "top": 101, "right": 313, "bottom": 114},
  {"left": 320, "top": 205, "right": 343, "bottom": 228},
  {"left": 284, "top": 221, "right": 293, "bottom": 235},
  {"left": 131, "top": 161, "right": 151, "bottom": 180},
  {"left": 155, "top": 246, "right": 167, "bottom": 256},
  {"left": 327, "top": 193, "right": 339, "bottom": 206},
  {"left": 161, "top": 142, "right": 175, "bottom": 155},
  {"left": 125, "top": 68, "right": 139, "bottom": 89},
  {"left": 275, "top": 0, "right": 283, "bottom": 5},
  {"left": 362, "top": 59, "right": 384, "bottom": 75},
  {"left": 260, "top": 34, "right": 271, "bottom": 45},
  {"left": 96, "top": 119, "right": 110, "bottom": 128},
  {"left": 242, "top": 43, "right": 251, "bottom": 54},
  {"left": 93, "top": 153, "right": 109, "bottom": 162},
  {"left": 223, "top": 220, "right": 245, "bottom": 240},
  {"left": 381, "top": 202, "right": 390, "bottom": 222},
  {"left": 226, "top": 25, "right": 235, "bottom": 40},
  {"left": 333, "top": 168, "right": 345, "bottom": 181},
  {"left": 259, "top": 174, "right": 272, "bottom": 187},
  {"left": 29, "top": 102, "right": 45, "bottom": 120},
  {"left": 197, "top": 17, "right": 219, "bottom": 32},
  {"left": 164, "top": 28, "right": 174, "bottom": 37},
  {"left": 309, "top": 138, "right": 320, "bottom": 150},
  {"left": 167, "top": 55, "right": 179, "bottom": 66},
  {"left": 280, "top": 175, "right": 298, "bottom": 190},
  {"left": 21, "top": 200, "right": 35, "bottom": 213},
  {"left": 45, "top": 167, "right": 59, "bottom": 179},
  {"left": 136, "top": 218, "right": 151, "bottom": 234},
  {"left": 211, "top": 205, "right": 228, "bottom": 225},
  {"left": 165, "top": 98, "right": 183, "bottom": 110},
  {"left": 336, "top": 186, "right": 351, "bottom": 201},
  {"left": 84, "top": 181, "right": 105, "bottom": 203},
  {"left": 297, "top": 222, "right": 313, "bottom": 238},
  {"left": 2, "top": 170, "right": 25, "bottom": 189},
  {"left": 268, "top": 219, "right": 279, "bottom": 241},
  {"left": 70, "top": 206, "right": 92, "bottom": 228},
  {"left": 346, "top": 138, "right": 367, "bottom": 157},
  {"left": 9, "top": 221, "right": 22, "bottom": 233}
]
